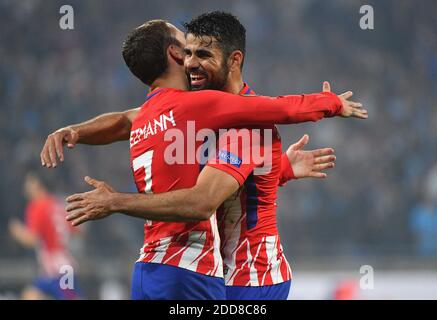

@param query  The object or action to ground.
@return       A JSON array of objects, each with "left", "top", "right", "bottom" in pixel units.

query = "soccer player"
[
  {"left": 41, "top": 19, "right": 366, "bottom": 300},
  {"left": 9, "top": 172, "right": 81, "bottom": 300}
]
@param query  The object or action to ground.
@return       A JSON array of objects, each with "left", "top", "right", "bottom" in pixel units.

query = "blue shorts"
[
  {"left": 131, "top": 262, "right": 226, "bottom": 300},
  {"left": 33, "top": 276, "right": 82, "bottom": 300},
  {"left": 226, "top": 281, "right": 291, "bottom": 300}
]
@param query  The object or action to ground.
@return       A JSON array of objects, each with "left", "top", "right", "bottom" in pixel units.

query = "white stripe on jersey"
[
  {"left": 270, "top": 236, "right": 283, "bottom": 283},
  {"left": 220, "top": 198, "right": 244, "bottom": 285},
  {"left": 210, "top": 214, "right": 223, "bottom": 277},
  {"left": 178, "top": 231, "right": 207, "bottom": 271},
  {"left": 282, "top": 243, "right": 292, "bottom": 280},
  {"left": 260, "top": 235, "right": 277, "bottom": 286},
  {"left": 149, "top": 236, "right": 172, "bottom": 264},
  {"left": 138, "top": 244, "right": 147, "bottom": 261},
  {"left": 245, "top": 237, "right": 264, "bottom": 286},
  {"left": 226, "top": 238, "right": 249, "bottom": 285}
]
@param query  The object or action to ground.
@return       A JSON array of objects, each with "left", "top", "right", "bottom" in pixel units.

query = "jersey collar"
[
  {"left": 146, "top": 87, "right": 164, "bottom": 101},
  {"left": 239, "top": 83, "right": 255, "bottom": 95}
]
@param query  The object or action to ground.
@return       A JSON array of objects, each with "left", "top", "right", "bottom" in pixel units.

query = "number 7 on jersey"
[{"left": 132, "top": 150, "right": 154, "bottom": 194}]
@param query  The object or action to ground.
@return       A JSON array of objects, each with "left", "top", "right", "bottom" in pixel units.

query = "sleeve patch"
[{"left": 218, "top": 150, "right": 242, "bottom": 168}]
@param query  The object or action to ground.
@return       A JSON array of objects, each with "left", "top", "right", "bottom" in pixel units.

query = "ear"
[
  {"left": 228, "top": 50, "right": 244, "bottom": 72},
  {"left": 168, "top": 44, "right": 184, "bottom": 66}
]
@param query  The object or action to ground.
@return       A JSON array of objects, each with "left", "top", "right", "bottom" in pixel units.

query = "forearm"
[
  {"left": 110, "top": 188, "right": 212, "bottom": 222},
  {"left": 70, "top": 111, "right": 133, "bottom": 145}
]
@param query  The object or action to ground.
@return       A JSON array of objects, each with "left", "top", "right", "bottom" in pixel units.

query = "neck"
[
  {"left": 150, "top": 68, "right": 188, "bottom": 92},
  {"left": 223, "top": 72, "right": 245, "bottom": 95}
]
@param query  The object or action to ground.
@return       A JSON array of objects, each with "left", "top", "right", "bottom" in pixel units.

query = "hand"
[
  {"left": 323, "top": 81, "right": 368, "bottom": 119},
  {"left": 41, "top": 127, "right": 79, "bottom": 168},
  {"left": 66, "top": 176, "right": 117, "bottom": 226},
  {"left": 9, "top": 219, "right": 23, "bottom": 238},
  {"left": 286, "top": 134, "right": 336, "bottom": 179}
]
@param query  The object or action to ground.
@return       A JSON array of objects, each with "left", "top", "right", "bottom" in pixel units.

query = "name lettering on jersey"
[{"left": 130, "top": 110, "right": 176, "bottom": 147}]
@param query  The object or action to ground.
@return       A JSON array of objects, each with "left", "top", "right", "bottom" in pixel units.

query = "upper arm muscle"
[{"left": 194, "top": 166, "right": 240, "bottom": 210}]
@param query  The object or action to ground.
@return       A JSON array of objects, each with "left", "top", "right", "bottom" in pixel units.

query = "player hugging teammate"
[{"left": 41, "top": 12, "right": 367, "bottom": 300}]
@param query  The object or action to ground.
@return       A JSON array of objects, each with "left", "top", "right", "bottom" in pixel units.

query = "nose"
[{"left": 184, "top": 54, "right": 200, "bottom": 71}]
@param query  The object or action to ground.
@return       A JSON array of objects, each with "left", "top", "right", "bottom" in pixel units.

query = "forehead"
[{"left": 185, "top": 33, "right": 222, "bottom": 52}]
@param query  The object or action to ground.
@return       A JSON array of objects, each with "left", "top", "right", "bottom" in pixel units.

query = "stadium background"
[{"left": 1, "top": 0, "right": 436, "bottom": 299}]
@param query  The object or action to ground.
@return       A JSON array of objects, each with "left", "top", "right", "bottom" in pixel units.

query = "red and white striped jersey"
[
  {"left": 209, "top": 84, "right": 293, "bottom": 286},
  {"left": 129, "top": 86, "right": 343, "bottom": 277}
]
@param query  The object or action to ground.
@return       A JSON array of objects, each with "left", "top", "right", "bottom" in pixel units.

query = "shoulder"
[{"left": 183, "top": 89, "right": 230, "bottom": 99}]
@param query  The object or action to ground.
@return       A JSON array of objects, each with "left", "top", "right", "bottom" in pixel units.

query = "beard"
[{"left": 189, "top": 61, "right": 229, "bottom": 91}]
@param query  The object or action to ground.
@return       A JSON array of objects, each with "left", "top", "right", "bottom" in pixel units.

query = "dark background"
[{"left": 1, "top": 0, "right": 436, "bottom": 298}]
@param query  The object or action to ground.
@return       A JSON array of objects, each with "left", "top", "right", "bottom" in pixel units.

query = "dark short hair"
[
  {"left": 122, "top": 20, "right": 181, "bottom": 86},
  {"left": 183, "top": 11, "right": 246, "bottom": 69}
]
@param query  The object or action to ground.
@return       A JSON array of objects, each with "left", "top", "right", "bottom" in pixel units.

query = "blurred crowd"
[{"left": 1, "top": 0, "right": 436, "bottom": 275}]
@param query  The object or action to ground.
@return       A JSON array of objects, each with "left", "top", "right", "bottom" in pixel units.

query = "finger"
[
  {"left": 323, "top": 81, "right": 331, "bottom": 92},
  {"left": 313, "top": 162, "right": 335, "bottom": 172},
  {"left": 308, "top": 171, "right": 327, "bottom": 179},
  {"left": 40, "top": 149, "right": 46, "bottom": 167},
  {"left": 311, "top": 148, "right": 334, "bottom": 158},
  {"left": 351, "top": 110, "right": 369, "bottom": 119},
  {"left": 313, "top": 163, "right": 335, "bottom": 171},
  {"left": 353, "top": 105, "right": 368, "bottom": 113},
  {"left": 48, "top": 140, "right": 58, "bottom": 168},
  {"left": 350, "top": 101, "right": 363, "bottom": 108},
  {"left": 40, "top": 140, "right": 49, "bottom": 166},
  {"left": 54, "top": 134, "right": 64, "bottom": 162},
  {"left": 71, "top": 214, "right": 90, "bottom": 227},
  {"left": 84, "top": 176, "right": 101, "bottom": 188},
  {"left": 340, "top": 91, "right": 353, "bottom": 99},
  {"left": 66, "top": 194, "right": 84, "bottom": 203},
  {"left": 41, "top": 141, "right": 52, "bottom": 168},
  {"left": 314, "top": 155, "right": 336, "bottom": 165},
  {"left": 354, "top": 109, "right": 368, "bottom": 117},
  {"left": 66, "top": 201, "right": 85, "bottom": 212},
  {"left": 291, "top": 134, "right": 309, "bottom": 151},
  {"left": 66, "top": 209, "right": 86, "bottom": 221}
]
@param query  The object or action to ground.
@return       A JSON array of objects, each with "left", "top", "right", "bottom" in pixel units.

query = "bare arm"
[
  {"left": 72, "top": 109, "right": 138, "bottom": 144},
  {"left": 41, "top": 108, "right": 139, "bottom": 168},
  {"left": 9, "top": 219, "right": 38, "bottom": 248},
  {"left": 65, "top": 167, "right": 240, "bottom": 226}
]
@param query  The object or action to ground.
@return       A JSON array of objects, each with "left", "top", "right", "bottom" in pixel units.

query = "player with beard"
[
  {"left": 41, "top": 18, "right": 367, "bottom": 299},
  {"left": 183, "top": 12, "right": 307, "bottom": 299}
]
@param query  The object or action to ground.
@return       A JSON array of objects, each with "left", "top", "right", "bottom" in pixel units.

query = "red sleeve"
[
  {"left": 278, "top": 153, "right": 296, "bottom": 186},
  {"left": 206, "top": 129, "right": 260, "bottom": 186},
  {"left": 25, "top": 202, "right": 44, "bottom": 236},
  {"left": 185, "top": 90, "right": 343, "bottom": 130}
]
